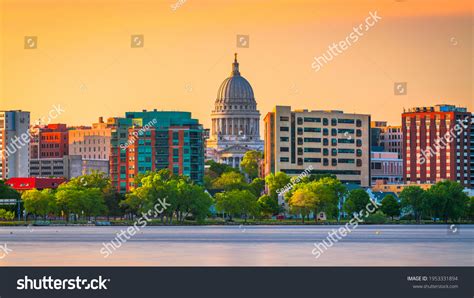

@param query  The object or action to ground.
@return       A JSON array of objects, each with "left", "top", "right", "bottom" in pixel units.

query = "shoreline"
[{"left": 1, "top": 221, "right": 473, "bottom": 227}]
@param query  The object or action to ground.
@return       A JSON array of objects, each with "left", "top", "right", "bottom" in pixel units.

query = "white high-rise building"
[{"left": 0, "top": 110, "right": 31, "bottom": 179}]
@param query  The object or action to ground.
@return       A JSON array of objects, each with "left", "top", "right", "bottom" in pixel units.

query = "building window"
[
  {"left": 304, "top": 117, "right": 320, "bottom": 123},
  {"left": 297, "top": 147, "right": 303, "bottom": 155},
  {"left": 303, "top": 138, "right": 321, "bottom": 143},
  {"left": 280, "top": 147, "right": 289, "bottom": 152},
  {"left": 303, "top": 158, "right": 321, "bottom": 163},
  {"left": 280, "top": 116, "right": 289, "bottom": 121},
  {"left": 280, "top": 157, "right": 289, "bottom": 162},
  {"left": 280, "top": 137, "right": 289, "bottom": 142},
  {"left": 280, "top": 126, "right": 289, "bottom": 132},
  {"left": 372, "top": 162, "right": 381, "bottom": 169},
  {"left": 323, "top": 118, "right": 329, "bottom": 126},
  {"left": 304, "top": 127, "right": 321, "bottom": 133}
]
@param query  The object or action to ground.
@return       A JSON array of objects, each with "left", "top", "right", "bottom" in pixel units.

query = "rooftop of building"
[
  {"left": 404, "top": 104, "right": 468, "bottom": 113},
  {"left": 6, "top": 177, "right": 67, "bottom": 191}
]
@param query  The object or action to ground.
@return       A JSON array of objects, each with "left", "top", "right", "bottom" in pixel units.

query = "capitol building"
[{"left": 206, "top": 53, "right": 263, "bottom": 168}]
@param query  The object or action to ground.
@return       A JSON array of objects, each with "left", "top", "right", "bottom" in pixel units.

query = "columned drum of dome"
[{"left": 206, "top": 54, "right": 263, "bottom": 167}]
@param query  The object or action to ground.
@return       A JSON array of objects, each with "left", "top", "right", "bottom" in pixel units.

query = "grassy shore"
[{"left": 0, "top": 219, "right": 472, "bottom": 226}]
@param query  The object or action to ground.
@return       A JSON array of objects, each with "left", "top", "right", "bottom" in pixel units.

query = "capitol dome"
[
  {"left": 215, "top": 53, "right": 257, "bottom": 107},
  {"left": 209, "top": 53, "right": 261, "bottom": 146}
]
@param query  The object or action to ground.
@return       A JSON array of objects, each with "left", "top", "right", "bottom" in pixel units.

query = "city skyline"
[{"left": 1, "top": 0, "right": 472, "bottom": 131}]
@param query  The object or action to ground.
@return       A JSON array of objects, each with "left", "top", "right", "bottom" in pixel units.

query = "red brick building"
[
  {"left": 33, "top": 124, "right": 69, "bottom": 159},
  {"left": 402, "top": 104, "right": 472, "bottom": 187}
]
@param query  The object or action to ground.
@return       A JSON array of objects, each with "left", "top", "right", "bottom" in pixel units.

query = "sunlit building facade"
[{"left": 264, "top": 106, "right": 371, "bottom": 186}]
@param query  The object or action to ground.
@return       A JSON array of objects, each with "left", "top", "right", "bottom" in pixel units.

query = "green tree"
[
  {"left": 212, "top": 172, "right": 247, "bottom": 191},
  {"left": 426, "top": 180, "right": 469, "bottom": 222},
  {"left": 467, "top": 197, "right": 474, "bottom": 221},
  {"left": 215, "top": 191, "right": 239, "bottom": 220},
  {"left": 215, "top": 189, "right": 258, "bottom": 222},
  {"left": 380, "top": 194, "right": 400, "bottom": 220},
  {"left": 305, "top": 177, "right": 346, "bottom": 221},
  {"left": 249, "top": 177, "right": 265, "bottom": 197},
  {"left": 175, "top": 180, "right": 212, "bottom": 223},
  {"left": 22, "top": 189, "right": 56, "bottom": 219},
  {"left": 104, "top": 191, "right": 125, "bottom": 219},
  {"left": 257, "top": 194, "right": 280, "bottom": 218},
  {"left": 67, "top": 171, "right": 110, "bottom": 190},
  {"left": 123, "top": 169, "right": 211, "bottom": 224},
  {"left": 55, "top": 180, "right": 107, "bottom": 221},
  {"left": 343, "top": 189, "right": 370, "bottom": 217},
  {"left": 0, "top": 209, "right": 15, "bottom": 220},
  {"left": 265, "top": 172, "right": 290, "bottom": 199},
  {"left": 124, "top": 169, "right": 179, "bottom": 223},
  {"left": 399, "top": 186, "right": 426, "bottom": 223},
  {"left": 288, "top": 188, "right": 318, "bottom": 223},
  {"left": 240, "top": 150, "right": 262, "bottom": 180},
  {"left": 0, "top": 180, "right": 20, "bottom": 200},
  {"left": 205, "top": 160, "right": 240, "bottom": 177}
]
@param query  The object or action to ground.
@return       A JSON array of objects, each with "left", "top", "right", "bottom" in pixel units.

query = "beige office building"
[
  {"left": 69, "top": 117, "right": 111, "bottom": 175},
  {"left": 264, "top": 106, "right": 371, "bottom": 186}
]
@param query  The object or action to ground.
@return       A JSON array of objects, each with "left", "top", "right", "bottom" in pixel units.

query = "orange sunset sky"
[{"left": 0, "top": 0, "right": 472, "bottom": 130}]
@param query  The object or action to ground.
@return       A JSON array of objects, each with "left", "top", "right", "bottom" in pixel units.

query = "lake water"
[{"left": 0, "top": 225, "right": 472, "bottom": 266}]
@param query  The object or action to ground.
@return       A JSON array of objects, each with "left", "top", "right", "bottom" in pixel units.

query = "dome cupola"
[{"left": 215, "top": 53, "right": 256, "bottom": 106}]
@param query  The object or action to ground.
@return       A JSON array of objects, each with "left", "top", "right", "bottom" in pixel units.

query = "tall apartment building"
[
  {"left": 0, "top": 110, "right": 30, "bottom": 179},
  {"left": 470, "top": 114, "right": 474, "bottom": 188},
  {"left": 109, "top": 110, "right": 205, "bottom": 193},
  {"left": 69, "top": 117, "right": 111, "bottom": 175},
  {"left": 30, "top": 124, "right": 69, "bottom": 159},
  {"left": 402, "top": 104, "right": 472, "bottom": 187},
  {"left": 264, "top": 106, "right": 371, "bottom": 186},
  {"left": 69, "top": 117, "right": 111, "bottom": 160}
]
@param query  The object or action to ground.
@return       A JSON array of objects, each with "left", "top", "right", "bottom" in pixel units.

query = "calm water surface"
[{"left": 0, "top": 225, "right": 472, "bottom": 266}]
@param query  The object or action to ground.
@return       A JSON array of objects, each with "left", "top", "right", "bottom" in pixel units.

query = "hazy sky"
[{"left": 0, "top": 0, "right": 472, "bottom": 130}]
